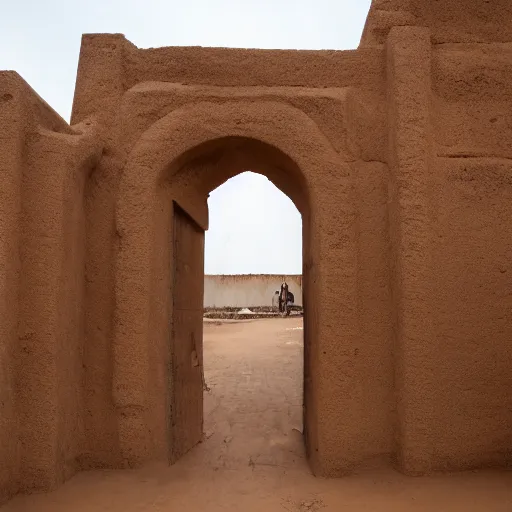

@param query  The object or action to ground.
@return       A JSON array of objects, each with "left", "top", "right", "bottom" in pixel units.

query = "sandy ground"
[{"left": 4, "top": 317, "right": 512, "bottom": 511}]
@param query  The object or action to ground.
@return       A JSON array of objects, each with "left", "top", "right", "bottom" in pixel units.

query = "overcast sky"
[{"left": 1, "top": 0, "right": 371, "bottom": 275}]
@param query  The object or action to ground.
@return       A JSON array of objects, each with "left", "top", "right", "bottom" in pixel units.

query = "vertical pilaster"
[
  {"left": 309, "top": 161, "right": 361, "bottom": 475},
  {"left": 71, "top": 33, "right": 128, "bottom": 128},
  {"left": 387, "top": 26, "right": 436, "bottom": 474},
  {"left": 72, "top": 33, "right": 129, "bottom": 467},
  {"left": 17, "top": 131, "right": 69, "bottom": 491},
  {"left": 0, "top": 71, "right": 24, "bottom": 503}
]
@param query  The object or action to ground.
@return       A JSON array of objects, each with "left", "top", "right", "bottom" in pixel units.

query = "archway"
[
  {"left": 113, "top": 100, "right": 356, "bottom": 473},
  {"left": 168, "top": 138, "right": 309, "bottom": 462}
]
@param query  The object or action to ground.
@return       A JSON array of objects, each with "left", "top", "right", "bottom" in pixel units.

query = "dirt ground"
[{"left": 4, "top": 317, "right": 512, "bottom": 511}]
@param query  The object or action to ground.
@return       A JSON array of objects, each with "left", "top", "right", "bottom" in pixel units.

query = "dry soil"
[{"left": 3, "top": 317, "right": 512, "bottom": 511}]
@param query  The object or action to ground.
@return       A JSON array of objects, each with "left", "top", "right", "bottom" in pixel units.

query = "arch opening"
[
  {"left": 164, "top": 136, "right": 310, "bottom": 216},
  {"left": 164, "top": 137, "right": 313, "bottom": 466},
  {"left": 112, "top": 99, "right": 350, "bottom": 474}
]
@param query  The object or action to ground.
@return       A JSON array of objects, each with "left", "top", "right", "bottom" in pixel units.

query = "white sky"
[{"left": 1, "top": 0, "right": 372, "bottom": 275}]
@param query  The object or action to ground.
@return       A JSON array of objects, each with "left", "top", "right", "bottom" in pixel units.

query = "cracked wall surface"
[{"left": 1, "top": 0, "right": 512, "bottom": 505}]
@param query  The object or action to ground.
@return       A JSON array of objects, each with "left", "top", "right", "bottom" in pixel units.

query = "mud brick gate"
[{"left": 1, "top": 0, "right": 512, "bottom": 504}]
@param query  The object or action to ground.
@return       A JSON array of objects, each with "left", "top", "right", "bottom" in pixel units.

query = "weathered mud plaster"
[{"left": 1, "top": 0, "right": 512, "bottom": 504}]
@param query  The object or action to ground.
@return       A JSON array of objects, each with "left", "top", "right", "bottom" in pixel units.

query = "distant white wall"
[{"left": 204, "top": 274, "right": 302, "bottom": 308}]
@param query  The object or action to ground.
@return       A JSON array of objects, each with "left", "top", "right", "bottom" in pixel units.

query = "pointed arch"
[{"left": 112, "top": 98, "right": 357, "bottom": 475}]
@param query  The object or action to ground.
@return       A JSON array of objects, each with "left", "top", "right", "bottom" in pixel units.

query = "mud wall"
[
  {"left": 2, "top": 0, "right": 512, "bottom": 505},
  {"left": 0, "top": 72, "right": 25, "bottom": 504},
  {"left": 0, "top": 72, "right": 100, "bottom": 503},
  {"left": 428, "top": 44, "right": 512, "bottom": 469},
  {"left": 432, "top": 158, "right": 512, "bottom": 468},
  {"left": 385, "top": 27, "right": 512, "bottom": 472},
  {"left": 204, "top": 274, "right": 303, "bottom": 308},
  {"left": 362, "top": 0, "right": 512, "bottom": 46}
]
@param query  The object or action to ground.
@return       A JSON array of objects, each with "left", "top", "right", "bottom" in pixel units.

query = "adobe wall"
[
  {"left": 1, "top": 0, "right": 512, "bottom": 505},
  {"left": 362, "top": 0, "right": 512, "bottom": 46},
  {"left": 0, "top": 72, "right": 101, "bottom": 501},
  {"left": 429, "top": 46, "right": 512, "bottom": 470},
  {"left": 204, "top": 275, "right": 303, "bottom": 308},
  {"left": 385, "top": 26, "right": 512, "bottom": 473}
]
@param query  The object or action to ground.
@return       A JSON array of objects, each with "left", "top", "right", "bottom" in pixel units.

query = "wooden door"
[{"left": 170, "top": 204, "right": 205, "bottom": 462}]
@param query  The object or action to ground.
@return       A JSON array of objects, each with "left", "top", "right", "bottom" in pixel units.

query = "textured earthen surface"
[
  {"left": 1, "top": 0, "right": 512, "bottom": 504},
  {"left": 3, "top": 318, "right": 512, "bottom": 512}
]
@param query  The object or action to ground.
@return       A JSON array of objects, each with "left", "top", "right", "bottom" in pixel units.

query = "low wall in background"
[{"left": 204, "top": 274, "right": 303, "bottom": 308}]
